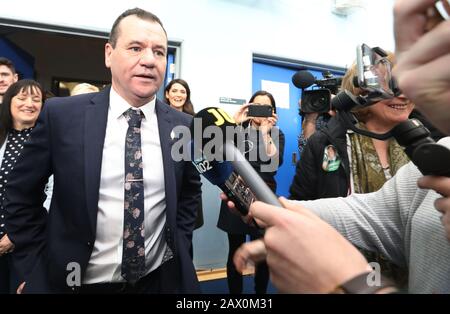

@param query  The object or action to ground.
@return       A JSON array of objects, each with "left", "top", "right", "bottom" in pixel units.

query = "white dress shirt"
[{"left": 83, "top": 88, "right": 167, "bottom": 284}]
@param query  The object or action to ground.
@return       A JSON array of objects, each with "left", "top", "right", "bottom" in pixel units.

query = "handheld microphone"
[{"left": 190, "top": 107, "right": 282, "bottom": 216}]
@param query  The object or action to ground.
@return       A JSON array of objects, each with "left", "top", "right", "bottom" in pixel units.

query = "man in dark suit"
[{"left": 4, "top": 8, "right": 202, "bottom": 294}]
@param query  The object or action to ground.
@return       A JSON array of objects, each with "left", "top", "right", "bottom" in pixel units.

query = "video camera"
[
  {"left": 292, "top": 70, "right": 343, "bottom": 114},
  {"left": 354, "top": 43, "right": 400, "bottom": 103},
  {"left": 316, "top": 71, "right": 342, "bottom": 95},
  {"left": 331, "top": 44, "right": 450, "bottom": 177}
]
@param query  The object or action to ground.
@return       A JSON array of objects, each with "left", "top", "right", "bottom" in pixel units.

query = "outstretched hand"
[{"left": 231, "top": 197, "right": 371, "bottom": 293}]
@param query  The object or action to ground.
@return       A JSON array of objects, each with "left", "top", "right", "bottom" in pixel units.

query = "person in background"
[
  {"left": 290, "top": 52, "right": 414, "bottom": 201},
  {"left": 217, "top": 90, "right": 284, "bottom": 294},
  {"left": 164, "top": 78, "right": 195, "bottom": 115},
  {"left": 0, "top": 79, "right": 51, "bottom": 293},
  {"left": 297, "top": 108, "right": 336, "bottom": 157},
  {"left": 0, "top": 58, "right": 18, "bottom": 105}
]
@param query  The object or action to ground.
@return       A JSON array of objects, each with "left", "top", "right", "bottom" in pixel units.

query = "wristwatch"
[{"left": 331, "top": 272, "right": 397, "bottom": 294}]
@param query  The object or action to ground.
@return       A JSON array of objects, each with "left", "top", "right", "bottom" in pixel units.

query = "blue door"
[
  {"left": 157, "top": 49, "right": 176, "bottom": 100},
  {"left": 252, "top": 61, "right": 344, "bottom": 197}
]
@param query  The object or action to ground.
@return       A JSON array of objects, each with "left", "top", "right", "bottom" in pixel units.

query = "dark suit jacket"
[{"left": 4, "top": 86, "right": 202, "bottom": 293}]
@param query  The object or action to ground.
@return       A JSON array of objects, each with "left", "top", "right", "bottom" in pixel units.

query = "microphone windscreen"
[
  {"left": 192, "top": 107, "right": 236, "bottom": 129},
  {"left": 190, "top": 107, "right": 237, "bottom": 150},
  {"left": 292, "top": 70, "right": 315, "bottom": 89}
]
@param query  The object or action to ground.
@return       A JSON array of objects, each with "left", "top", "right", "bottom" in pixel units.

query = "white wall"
[{"left": 2, "top": 0, "right": 395, "bottom": 110}]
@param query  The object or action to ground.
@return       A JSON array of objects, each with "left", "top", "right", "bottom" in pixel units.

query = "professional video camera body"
[{"left": 292, "top": 70, "right": 343, "bottom": 114}]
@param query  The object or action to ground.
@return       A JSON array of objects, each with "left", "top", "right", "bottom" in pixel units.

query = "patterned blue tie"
[{"left": 122, "top": 108, "right": 146, "bottom": 283}]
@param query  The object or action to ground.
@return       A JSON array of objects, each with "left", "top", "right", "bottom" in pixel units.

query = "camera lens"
[{"left": 301, "top": 89, "right": 331, "bottom": 113}]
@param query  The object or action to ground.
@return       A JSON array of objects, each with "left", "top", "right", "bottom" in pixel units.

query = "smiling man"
[{"left": 4, "top": 8, "right": 202, "bottom": 294}]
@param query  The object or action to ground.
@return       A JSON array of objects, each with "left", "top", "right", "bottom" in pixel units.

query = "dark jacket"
[
  {"left": 289, "top": 115, "right": 350, "bottom": 201},
  {"left": 4, "top": 87, "right": 202, "bottom": 293},
  {"left": 217, "top": 127, "right": 285, "bottom": 235}
]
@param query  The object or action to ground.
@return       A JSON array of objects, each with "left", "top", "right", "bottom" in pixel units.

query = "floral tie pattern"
[{"left": 122, "top": 108, "right": 145, "bottom": 283}]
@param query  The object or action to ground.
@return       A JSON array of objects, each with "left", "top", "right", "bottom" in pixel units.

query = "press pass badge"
[{"left": 322, "top": 145, "right": 340, "bottom": 172}]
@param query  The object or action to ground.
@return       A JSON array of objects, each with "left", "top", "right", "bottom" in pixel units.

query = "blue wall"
[{"left": 0, "top": 37, "right": 35, "bottom": 79}]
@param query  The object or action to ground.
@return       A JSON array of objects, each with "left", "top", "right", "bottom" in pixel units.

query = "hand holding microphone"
[{"left": 232, "top": 198, "right": 373, "bottom": 293}]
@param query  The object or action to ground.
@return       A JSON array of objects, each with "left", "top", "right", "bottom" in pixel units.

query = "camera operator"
[
  {"left": 296, "top": 73, "right": 443, "bottom": 158},
  {"left": 226, "top": 0, "right": 450, "bottom": 293},
  {"left": 290, "top": 52, "right": 413, "bottom": 202},
  {"left": 298, "top": 109, "right": 336, "bottom": 156},
  {"left": 295, "top": 71, "right": 340, "bottom": 156}
]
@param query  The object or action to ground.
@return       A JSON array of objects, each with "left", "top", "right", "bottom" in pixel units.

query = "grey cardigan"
[{"left": 295, "top": 137, "right": 450, "bottom": 293}]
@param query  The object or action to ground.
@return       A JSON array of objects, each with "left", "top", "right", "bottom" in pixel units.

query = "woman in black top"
[
  {"left": 0, "top": 79, "right": 45, "bottom": 293},
  {"left": 164, "top": 79, "right": 203, "bottom": 260},
  {"left": 217, "top": 90, "right": 285, "bottom": 294}
]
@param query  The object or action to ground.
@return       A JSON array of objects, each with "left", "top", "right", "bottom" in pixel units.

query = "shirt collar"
[{"left": 109, "top": 86, "right": 156, "bottom": 120}]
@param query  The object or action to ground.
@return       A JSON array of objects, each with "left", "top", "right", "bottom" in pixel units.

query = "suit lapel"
[
  {"left": 84, "top": 87, "right": 110, "bottom": 235},
  {"left": 155, "top": 100, "right": 177, "bottom": 223}
]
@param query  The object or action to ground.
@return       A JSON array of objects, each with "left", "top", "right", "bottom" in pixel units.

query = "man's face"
[
  {"left": 0, "top": 65, "right": 18, "bottom": 98},
  {"left": 105, "top": 15, "right": 167, "bottom": 107}
]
